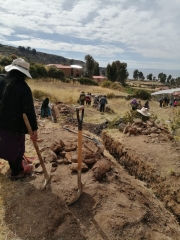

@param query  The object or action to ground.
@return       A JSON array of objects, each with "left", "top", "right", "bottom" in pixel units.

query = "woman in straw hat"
[{"left": 0, "top": 58, "right": 38, "bottom": 180}]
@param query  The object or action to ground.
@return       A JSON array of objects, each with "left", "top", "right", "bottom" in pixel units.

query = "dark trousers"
[
  {"left": 100, "top": 103, "right": 105, "bottom": 112},
  {"left": 9, "top": 158, "right": 23, "bottom": 176}
]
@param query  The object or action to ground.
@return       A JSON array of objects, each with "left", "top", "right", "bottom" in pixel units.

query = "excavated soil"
[
  {"left": 1, "top": 107, "right": 180, "bottom": 239},
  {"left": 0, "top": 120, "right": 180, "bottom": 240}
]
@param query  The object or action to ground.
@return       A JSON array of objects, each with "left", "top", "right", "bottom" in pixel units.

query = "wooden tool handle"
[{"left": 23, "top": 113, "right": 49, "bottom": 178}]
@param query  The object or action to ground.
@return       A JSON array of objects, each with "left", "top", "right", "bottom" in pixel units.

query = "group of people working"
[
  {"left": 130, "top": 98, "right": 149, "bottom": 111},
  {"left": 159, "top": 96, "right": 178, "bottom": 108},
  {"left": 79, "top": 92, "right": 108, "bottom": 112}
]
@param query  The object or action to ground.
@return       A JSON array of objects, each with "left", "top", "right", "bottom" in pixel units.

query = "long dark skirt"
[{"left": 0, "top": 128, "right": 25, "bottom": 163}]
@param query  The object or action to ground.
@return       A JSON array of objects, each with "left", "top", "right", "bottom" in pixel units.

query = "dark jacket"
[
  {"left": 0, "top": 81, "right": 38, "bottom": 135},
  {"left": 100, "top": 96, "right": 108, "bottom": 105}
]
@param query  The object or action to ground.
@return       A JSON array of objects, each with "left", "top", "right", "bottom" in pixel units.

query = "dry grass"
[{"left": 27, "top": 79, "right": 127, "bottom": 104}]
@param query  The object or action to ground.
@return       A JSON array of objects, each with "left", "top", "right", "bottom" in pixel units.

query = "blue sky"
[{"left": 0, "top": 0, "right": 180, "bottom": 78}]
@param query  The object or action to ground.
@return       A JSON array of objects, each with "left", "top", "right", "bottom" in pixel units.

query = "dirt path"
[{"left": 1, "top": 117, "right": 180, "bottom": 240}]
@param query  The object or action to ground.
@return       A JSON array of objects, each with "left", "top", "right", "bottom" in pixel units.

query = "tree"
[
  {"left": 138, "top": 71, "right": 144, "bottom": 80},
  {"left": 106, "top": 62, "right": 117, "bottom": 82},
  {"left": 48, "top": 66, "right": 65, "bottom": 80},
  {"left": 31, "top": 49, "right": 36, "bottom": 55},
  {"left": 101, "top": 69, "right": 105, "bottom": 76},
  {"left": 26, "top": 46, "right": 31, "bottom": 52},
  {"left": 18, "top": 46, "right": 25, "bottom": 52},
  {"left": 29, "top": 65, "right": 38, "bottom": 78},
  {"left": 158, "top": 72, "right": 166, "bottom": 83},
  {"left": 147, "top": 73, "right": 153, "bottom": 81},
  {"left": 175, "top": 77, "right": 180, "bottom": 87},
  {"left": 115, "top": 61, "right": 129, "bottom": 86},
  {"left": 94, "top": 61, "right": 100, "bottom": 76},
  {"left": 84, "top": 54, "right": 95, "bottom": 78},
  {"left": 167, "top": 75, "right": 172, "bottom": 83},
  {"left": 170, "top": 78, "right": 175, "bottom": 86},
  {"left": 133, "top": 69, "right": 139, "bottom": 80},
  {"left": 34, "top": 63, "right": 47, "bottom": 78},
  {"left": 106, "top": 61, "right": 128, "bottom": 85}
]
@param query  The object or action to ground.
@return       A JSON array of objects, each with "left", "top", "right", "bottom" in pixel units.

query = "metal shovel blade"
[{"left": 68, "top": 184, "right": 84, "bottom": 206}]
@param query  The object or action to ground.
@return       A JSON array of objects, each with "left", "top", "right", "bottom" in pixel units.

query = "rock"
[
  {"left": 128, "top": 127, "right": 138, "bottom": 135},
  {"left": 83, "top": 141, "right": 98, "bottom": 153},
  {"left": 65, "top": 152, "right": 78, "bottom": 163},
  {"left": 71, "top": 154, "right": 78, "bottom": 163},
  {"left": 167, "top": 134, "right": 173, "bottom": 140},
  {"left": 118, "top": 123, "right": 126, "bottom": 132},
  {"left": 137, "top": 127, "right": 143, "bottom": 133},
  {"left": 83, "top": 152, "right": 95, "bottom": 159},
  {"left": 34, "top": 165, "right": 43, "bottom": 173},
  {"left": 133, "top": 118, "right": 142, "bottom": 124},
  {"left": 50, "top": 140, "right": 65, "bottom": 153},
  {"left": 123, "top": 125, "right": 129, "bottom": 134},
  {"left": 57, "top": 158, "right": 69, "bottom": 164},
  {"left": 150, "top": 133, "right": 159, "bottom": 138},
  {"left": 64, "top": 144, "right": 77, "bottom": 152},
  {"left": 92, "top": 159, "right": 111, "bottom": 181},
  {"left": 141, "top": 129, "right": 150, "bottom": 135},
  {"left": 44, "top": 150, "right": 57, "bottom": 163},
  {"left": 59, "top": 151, "right": 66, "bottom": 157},
  {"left": 69, "top": 162, "right": 88, "bottom": 172},
  {"left": 146, "top": 120, "right": 154, "bottom": 126},
  {"left": 83, "top": 158, "right": 97, "bottom": 165},
  {"left": 149, "top": 127, "right": 158, "bottom": 133},
  {"left": 96, "top": 144, "right": 105, "bottom": 155}
]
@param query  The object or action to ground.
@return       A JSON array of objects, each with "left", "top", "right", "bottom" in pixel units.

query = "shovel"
[
  {"left": 23, "top": 113, "right": 51, "bottom": 189},
  {"left": 68, "top": 106, "right": 84, "bottom": 205}
]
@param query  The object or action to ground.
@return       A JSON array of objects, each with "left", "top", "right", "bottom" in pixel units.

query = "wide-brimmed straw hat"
[
  {"left": 137, "top": 107, "right": 151, "bottom": 116},
  {"left": 5, "top": 58, "right": 32, "bottom": 78}
]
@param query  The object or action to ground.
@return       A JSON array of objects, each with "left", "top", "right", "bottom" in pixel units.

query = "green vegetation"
[
  {"left": 106, "top": 60, "right": 129, "bottom": 86},
  {"left": 133, "top": 89, "right": 151, "bottom": 100},
  {"left": 76, "top": 77, "right": 99, "bottom": 86},
  {"left": 101, "top": 80, "right": 123, "bottom": 91}
]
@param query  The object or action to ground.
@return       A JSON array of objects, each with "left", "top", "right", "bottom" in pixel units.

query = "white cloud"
[
  {"left": 1, "top": 37, "right": 124, "bottom": 57},
  {"left": 0, "top": 0, "right": 180, "bottom": 68}
]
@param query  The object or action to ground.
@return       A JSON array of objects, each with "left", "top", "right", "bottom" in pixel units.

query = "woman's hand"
[{"left": 30, "top": 130, "right": 38, "bottom": 142}]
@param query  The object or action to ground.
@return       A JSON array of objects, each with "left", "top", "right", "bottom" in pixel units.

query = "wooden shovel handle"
[{"left": 23, "top": 113, "right": 49, "bottom": 178}]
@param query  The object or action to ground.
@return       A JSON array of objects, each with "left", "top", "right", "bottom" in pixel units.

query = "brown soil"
[{"left": 1, "top": 107, "right": 180, "bottom": 240}]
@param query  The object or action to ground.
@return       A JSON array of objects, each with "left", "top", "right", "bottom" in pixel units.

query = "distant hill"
[{"left": 0, "top": 44, "right": 85, "bottom": 67}]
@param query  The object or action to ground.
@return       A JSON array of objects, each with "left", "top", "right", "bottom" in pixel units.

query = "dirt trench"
[{"left": 102, "top": 130, "right": 180, "bottom": 223}]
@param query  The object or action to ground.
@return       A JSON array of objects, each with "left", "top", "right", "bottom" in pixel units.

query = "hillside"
[{"left": 0, "top": 44, "right": 85, "bottom": 66}]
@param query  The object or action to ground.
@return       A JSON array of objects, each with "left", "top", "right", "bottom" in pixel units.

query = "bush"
[
  {"left": 76, "top": 77, "right": 99, "bottom": 86},
  {"left": 30, "top": 65, "right": 38, "bottom": 78},
  {"left": 33, "top": 63, "right": 47, "bottom": 78},
  {"left": 107, "top": 92, "right": 116, "bottom": 99},
  {"left": 133, "top": 89, "right": 151, "bottom": 100},
  {"left": 111, "top": 82, "right": 122, "bottom": 90},
  {"left": 47, "top": 66, "right": 65, "bottom": 80},
  {"left": 124, "top": 86, "right": 135, "bottom": 95},
  {"left": 32, "top": 90, "right": 49, "bottom": 100},
  {"left": 0, "top": 56, "right": 12, "bottom": 66},
  {"left": 101, "top": 80, "right": 112, "bottom": 88}
]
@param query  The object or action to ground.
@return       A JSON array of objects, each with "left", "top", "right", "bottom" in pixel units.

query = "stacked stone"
[
  {"left": 39, "top": 138, "right": 111, "bottom": 181},
  {"left": 119, "top": 118, "right": 172, "bottom": 137}
]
